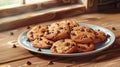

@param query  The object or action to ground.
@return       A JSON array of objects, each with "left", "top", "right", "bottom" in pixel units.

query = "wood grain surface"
[{"left": 0, "top": 12, "right": 120, "bottom": 67}]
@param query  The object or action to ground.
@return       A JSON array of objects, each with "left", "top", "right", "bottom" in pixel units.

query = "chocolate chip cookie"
[
  {"left": 93, "top": 30, "right": 107, "bottom": 43},
  {"left": 51, "top": 39, "right": 76, "bottom": 54},
  {"left": 45, "top": 22, "right": 70, "bottom": 41},
  {"left": 32, "top": 37, "right": 54, "bottom": 49},
  {"left": 27, "top": 25, "right": 48, "bottom": 41},
  {"left": 71, "top": 26, "right": 95, "bottom": 43},
  {"left": 76, "top": 43, "right": 95, "bottom": 52}
]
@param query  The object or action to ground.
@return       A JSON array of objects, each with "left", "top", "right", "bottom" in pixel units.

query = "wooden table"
[{"left": 0, "top": 12, "right": 120, "bottom": 67}]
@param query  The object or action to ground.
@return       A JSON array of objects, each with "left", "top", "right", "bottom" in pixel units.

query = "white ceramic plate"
[{"left": 18, "top": 23, "right": 115, "bottom": 57}]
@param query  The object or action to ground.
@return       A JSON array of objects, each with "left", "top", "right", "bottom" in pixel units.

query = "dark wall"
[{"left": 97, "top": 0, "right": 120, "bottom": 11}]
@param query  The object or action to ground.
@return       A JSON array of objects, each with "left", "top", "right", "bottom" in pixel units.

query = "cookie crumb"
[
  {"left": 48, "top": 61, "right": 54, "bottom": 65},
  {"left": 27, "top": 26, "right": 31, "bottom": 29},
  {"left": 10, "top": 32, "right": 14, "bottom": 35},
  {"left": 27, "top": 61, "right": 32, "bottom": 65},
  {"left": 112, "top": 27, "right": 116, "bottom": 30},
  {"left": 12, "top": 44, "right": 17, "bottom": 48},
  {"left": 38, "top": 48, "right": 41, "bottom": 51},
  {"left": 27, "top": 39, "right": 31, "bottom": 42},
  {"left": 107, "top": 34, "right": 110, "bottom": 38}
]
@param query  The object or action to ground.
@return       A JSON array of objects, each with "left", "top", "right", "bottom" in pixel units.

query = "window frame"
[
  {"left": 0, "top": 0, "right": 80, "bottom": 18},
  {"left": 0, "top": 0, "right": 88, "bottom": 31}
]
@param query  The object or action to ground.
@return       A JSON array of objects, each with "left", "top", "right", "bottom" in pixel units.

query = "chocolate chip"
[
  {"left": 39, "top": 38, "right": 42, "bottom": 40},
  {"left": 97, "top": 29, "right": 100, "bottom": 31},
  {"left": 67, "top": 23, "right": 70, "bottom": 25},
  {"left": 69, "top": 44, "right": 75, "bottom": 48},
  {"left": 90, "top": 37, "right": 93, "bottom": 40},
  {"left": 79, "top": 46, "right": 86, "bottom": 49},
  {"left": 71, "top": 27, "right": 74, "bottom": 29},
  {"left": 56, "top": 31, "right": 60, "bottom": 34},
  {"left": 82, "top": 35, "right": 87, "bottom": 38},
  {"left": 30, "top": 32, "right": 33, "bottom": 34},
  {"left": 54, "top": 48, "right": 58, "bottom": 53},
  {"left": 74, "top": 25, "right": 77, "bottom": 27},
  {"left": 64, "top": 28, "right": 67, "bottom": 30},
  {"left": 71, "top": 44, "right": 75, "bottom": 46},
  {"left": 65, "top": 42, "right": 70, "bottom": 46},
  {"left": 87, "top": 44, "right": 91, "bottom": 47},
  {"left": 46, "top": 30, "right": 49, "bottom": 32},
  {"left": 48, "top": 61, "right": 54, "bottom": 65},
  {"left": 112, "top": 27, "right": 116, "bottom": 30},
  {"left": 70, "top": 28, "right": 73, "bottom": 31},
  {"left": 45, "top": 30, "right": 50, "bottom": 35},
  {"left": 53, "top": 46, "right": 56, "bottom": 48},
  {"left": 27, "top": 26, "right": 31, "bottom": 29},
  {"left": 56, "top": 23, "right": 59, "bottom": 26},
  {"left": 38, "top": 48, "right": 41, "bottom": 51},
  {"left": 59, "top": 27, "right": 63, "bottom": 29},
  {"left": 95, "top": 35, "right": 99, "bottom": 38},
  {"left": 27, "top": 39, "right": 31, "bottom": 42},
  {"left": 78, "top": 46, "right": 81, "bottom": 48},
  {"left": 107, "top": 34, "right": 110, "bottom": 38},
  {"left": 51, "top": 32, "right": 54, "bottom": 33},
  {"left": 40, "top": 35, "right": 43, "bottom": 37},
  {"left": 94, "top": 32, "right": 98, "bottom": 35},
  {"left": 27, "top": 61, "right": 32, "bottom": 65},
  {"left": 10, "top": 32, "right": 14, "bottom": 35},
  {"left": 103, "top": 33, "right": 106, "bottom": 37},
  {"left": 12, "top": 44, "right": 17, "bottom": 48},
  {"left": 80, "top": 28, "right": 84, "bottom": 32},
  {"left": 66, "top": 32, "right": 69, "bottom": 35},
  {"left": 71, "top": 33, "right": 76, "bottom": 36},
  {"left": 46, "top": 41, "right": 52, "bottom": 45},
  {"left": 47, "top": 32, "right": 51, "bottom": 34},
  {"left": 30, "top": 35, "right": 33, "bottom": 37},
  {"left": 41, "top": 30, "right": 45, "bottom": 33},
  {"left": 86, "top": 29, "right": 92, "bottom": 33},
  {"left": 38, "top": 25, "right": 41, "bottom": 28}
]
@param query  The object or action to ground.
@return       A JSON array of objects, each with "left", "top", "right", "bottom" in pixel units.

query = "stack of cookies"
[{"left": 27, "top": 20, "right": 107, "bottom": 54}]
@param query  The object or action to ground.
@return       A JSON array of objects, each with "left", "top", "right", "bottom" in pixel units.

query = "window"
[
  {"left": 0, "top": 0, "right": 21, "bottom": 7},
  {"left": 0, "top": 0, "right": 87, "bottom": 31},
  {"left": 0, "top": 0, "right": 82, "bottom": 18},
  {"left": 0, "top": 0, "right": 79, "bottom": 8}
]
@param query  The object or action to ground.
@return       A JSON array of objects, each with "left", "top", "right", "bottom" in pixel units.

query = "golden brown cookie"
[
  {"left": 93, "top": 30, "right": 107, "bottom": 43},
  {"left": 45, "top": 22, "right": 70, "bottom": 41},
  {"left": 32, "top": 37, "right": 54, "bottom": 49},
  {"left": 50, "top": 39, "right": 76, "bottom": 54},
  {"left": 76, "top": 43, "right": 95, "bottom": 52},
  {"left": 70, "top": 26, "right": 95, "bottom": 43},
  {"left": 66, "top": 19, "right": 79, "bottom": 31},
  {"left": 27, "top": 25, "right": 48, "bottom": 41}
]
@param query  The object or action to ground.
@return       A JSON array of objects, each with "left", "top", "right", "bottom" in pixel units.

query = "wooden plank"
[{"left": 0, "top": 28, "right": 33, "bottom": 64}]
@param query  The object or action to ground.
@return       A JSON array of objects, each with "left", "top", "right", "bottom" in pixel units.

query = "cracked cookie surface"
[
  {"left": 71, "top": 26, "right": 95, "bottom": 43},
  {"left": 51, "top": 39, "right": 76, "bottom": 54},
  {"left": 45, "top": 22, "right": 70, "bottom": 41},
  {"left": 32, "top": 37, "right": 54, "bottom": 49},
  {"left": 27, "top": 25, "right": 48, "bottom": 41}
]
